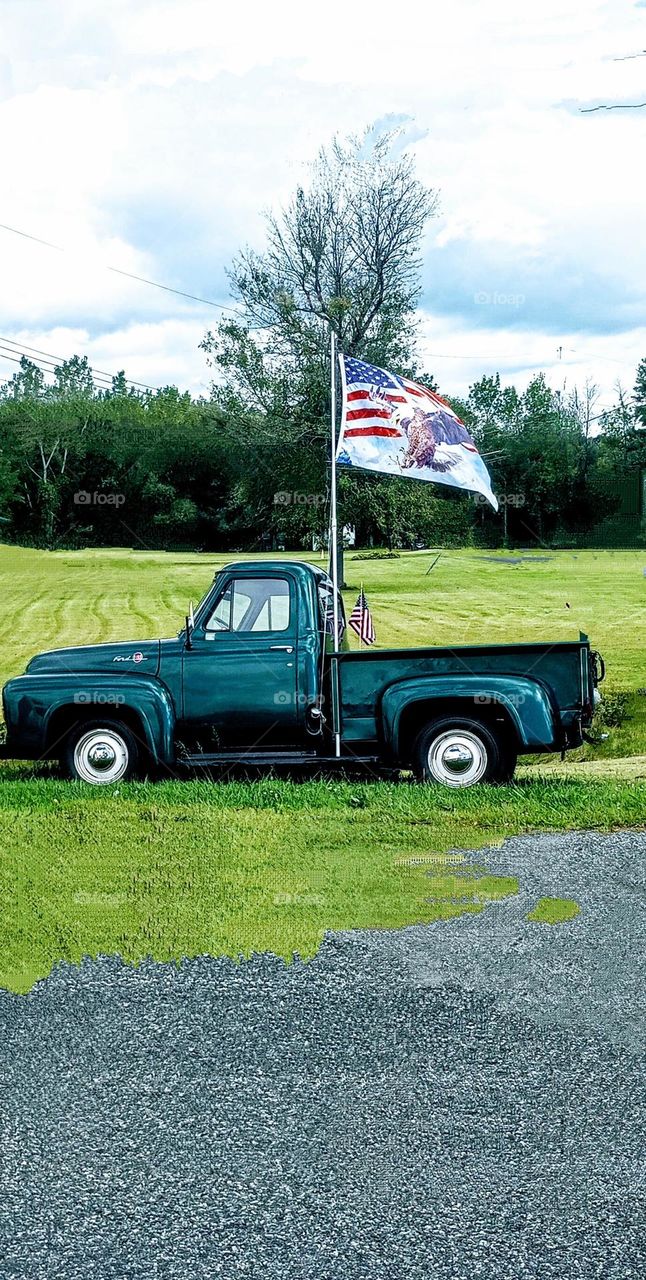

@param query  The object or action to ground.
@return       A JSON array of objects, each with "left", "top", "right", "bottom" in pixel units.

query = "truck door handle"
[{"left": 269, "top": 645, "right": 294, "bottom": 653}]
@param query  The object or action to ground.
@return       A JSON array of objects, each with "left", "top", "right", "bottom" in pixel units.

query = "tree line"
[
  {"left": 1, "top": 129, "right": 645, "bottom": 552},
  {"left": 1, "top": 351, "right": 643, "bottom": 552}
]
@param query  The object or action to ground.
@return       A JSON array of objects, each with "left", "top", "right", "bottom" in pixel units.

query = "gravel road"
[{"left": 1, "top": 829, "right": 644, "bottom": 1280}]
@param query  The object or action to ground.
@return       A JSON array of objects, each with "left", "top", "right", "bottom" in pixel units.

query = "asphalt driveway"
[{"left": 1, "top": 830, "right": 644, "bottom": 1279}]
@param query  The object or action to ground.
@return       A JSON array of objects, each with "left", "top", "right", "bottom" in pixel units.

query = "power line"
[
  {"left": 0, "top": 343, "right": 150, "bottom": 395},
  {"left": 0, "top": 342, "right": 121, "bottom": 390},
  {"left": 427, "top": 346, "right": 635, "bottom": 369},
  {"left": 0, "top": 220, "right": 635, "bottom": 381},
  {"left": 0, "top": 349, "right": 43, "bottom": 371},
  {"left": 0, "top": 223, "right": 60, "bottom": 251},
  {"left": 0, "top": 335, "right": 158, "bottom": 391},
  {"left": 0, "top": 344, "right": 107, "bottom": 381},
  {"left": 107, "top": 264, "right": 239, "bottom": 310},
  {"left": 0, "top": 345, "right": 115, "bottom": 392},
  {"left": 0, "top": 220, "right": 242, "bottom": 314}
]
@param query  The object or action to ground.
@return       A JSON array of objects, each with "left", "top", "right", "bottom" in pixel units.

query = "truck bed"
[{"left": 337, "top": 640, "right": 588, "bottom": 747}]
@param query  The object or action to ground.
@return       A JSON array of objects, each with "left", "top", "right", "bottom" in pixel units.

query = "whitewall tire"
[
  {"left": 64, "top": 721, "right": 139, "bottom": 785},
  {"left": 413, "top": 718, "right": 504, "bottom": 788}
]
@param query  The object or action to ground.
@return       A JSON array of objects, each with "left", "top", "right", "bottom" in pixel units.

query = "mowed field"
[
  {"left": 1, "top": 541, "right": 643, "bottom": 755},
  {"left": 0, "top": 542, "right": 645, "bottom": 994}
]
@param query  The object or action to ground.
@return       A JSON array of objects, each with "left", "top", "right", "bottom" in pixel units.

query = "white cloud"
[
  {"left": 0, "top": 0, "right": 644, "bottom": 409},
  {"left": 419, "top": 312, "right": 644, "bottom": 404}
]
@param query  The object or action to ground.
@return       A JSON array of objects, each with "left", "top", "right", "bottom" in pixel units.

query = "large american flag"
[
  {"left": 340, "top": 355, "right": 467, "bottom": 442},
  {"left": 336, "top": 354, "right": 498, "bottom": 511},
  {"left": 349, "top": 589, "right": 376, "bottom": 646}
]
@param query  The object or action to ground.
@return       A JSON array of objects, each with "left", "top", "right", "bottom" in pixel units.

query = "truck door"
[{"left": 181, "top": 572, "right": 301, "bottom": 748}]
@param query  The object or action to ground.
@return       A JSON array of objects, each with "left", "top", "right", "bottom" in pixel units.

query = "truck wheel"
[
  {"left": 413, "top": 717, "right": 502, "bottom": 787},
  {"left": 494, "top": 742, "right": 518, "bottom": 784},
  {"left": 64, "top": 721, "right": 139, "bottom": 785}
]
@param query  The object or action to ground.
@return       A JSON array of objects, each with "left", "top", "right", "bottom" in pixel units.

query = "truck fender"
[
  {"left": 6, "top": 673, "right": 177, "bottom": 766},
  {"left": 380, "top": 675, "right": 558, "bottom": 760}
]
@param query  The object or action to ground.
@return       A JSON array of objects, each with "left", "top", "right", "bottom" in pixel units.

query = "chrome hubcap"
[
  {"left": 428, "top": 730, "right": 487, "bottom": 787},
  {"left": 73, "top": 729, "right": 129, "bottom": 784},
  {"left": 442, "top": 743, "right": 474, "bottom": 774},
  {"left": 88, "top": 742, "right": 117, "bottom": 769}
]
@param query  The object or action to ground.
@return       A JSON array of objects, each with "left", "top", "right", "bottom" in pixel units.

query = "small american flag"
[{"left": 349, "top": 589, "right": 376, "bottom": 646}]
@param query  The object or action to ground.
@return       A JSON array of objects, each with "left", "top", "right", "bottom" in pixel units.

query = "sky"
[{"left": 0, "top": 0, "right": 644, "bottom": 410}]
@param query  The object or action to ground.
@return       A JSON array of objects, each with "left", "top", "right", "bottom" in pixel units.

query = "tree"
[
  {"left": 459, "top": 373, "right": 601, "bottom": 546},
  {"left": 52, "top": 355, "right": 95, "bottom": 399},
  {"left": 595, "top": 377, "right": 646, "bottom": 528},
  {"left": 204, "top": 129, "right": 438, "bottom": 374},
  {"left": 108, "top": 371, "right": 132, "bottom": 398},
  {"left": 201, "top": 126, "right": 439, "bottom": 547},
  {"left": 0, "top": 356, "right": 46, "bottom": 401},
  {"left": 11, "top": 358, "right": 102, "bottom": 544},
  {"left": 634, "top": 358, "right": 646, "bottom": 428}
]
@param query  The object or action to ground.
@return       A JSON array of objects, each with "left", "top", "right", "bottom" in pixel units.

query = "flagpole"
[{"left": 329, "top": 329, "right": 341, "bottom": 758}]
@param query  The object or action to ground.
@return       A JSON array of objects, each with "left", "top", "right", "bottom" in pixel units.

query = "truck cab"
[{"left": 174, "top": 560, "right": 340, "bottom": 751}]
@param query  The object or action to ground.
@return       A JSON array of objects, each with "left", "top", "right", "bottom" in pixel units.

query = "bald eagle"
[{"left": 399, "top": 406, "right": 473, "bottom": 472}]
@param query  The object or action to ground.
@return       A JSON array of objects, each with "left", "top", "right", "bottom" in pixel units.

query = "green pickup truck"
[{"left": 1, "top": 559, "right": 604, "bottom": 787}]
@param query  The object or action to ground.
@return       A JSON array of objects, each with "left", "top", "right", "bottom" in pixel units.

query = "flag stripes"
[
  {"left": 336, "top": 353, "right": 498, "bottom": 511},
  {"left": 349, "top": 589, "right": 376, "bottom": 646}
]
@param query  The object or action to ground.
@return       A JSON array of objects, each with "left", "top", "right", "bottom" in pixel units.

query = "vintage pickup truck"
[{"left": 1, "top": 559, "right": 604, "bottom": 787}]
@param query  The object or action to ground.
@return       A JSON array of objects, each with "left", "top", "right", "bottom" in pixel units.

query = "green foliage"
[
  {"left": 0, "top": 343, "right": 644, "bottom": 558},
  {"left": 0, "top": 358, "right": 233, "bottom": 549},
  {"left": 461, "top": 373, "right": 609, "bottom": 546},
  {"left": 526, "top": 897, "right": 580, "bottom": 924},
  {"left": 0, "top": 351, "right": 645, "bottom": 551},
  {"left": 594, "top": 689, "right": 631, "bottom": 730},
  {"left": 351, "top": 550, "right": 401, "bottom": 560}
]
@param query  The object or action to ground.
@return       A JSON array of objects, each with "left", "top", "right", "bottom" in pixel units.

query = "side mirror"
[{"left": 184, "top": 602, "right": 196, "bottom": 649}]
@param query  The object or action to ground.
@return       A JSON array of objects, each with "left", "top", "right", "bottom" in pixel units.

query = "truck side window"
[{"left": 206, "top": 577, "right": 291, "bottom": 634}]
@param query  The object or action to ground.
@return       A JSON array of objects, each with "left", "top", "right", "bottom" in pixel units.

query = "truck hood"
[{"left": 25, "top": 639, "right": 161, "bottom": 677}]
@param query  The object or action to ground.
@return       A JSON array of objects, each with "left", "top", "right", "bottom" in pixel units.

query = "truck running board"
[{"left": 181, "top": 751, "right": 382, "bottom": 770}]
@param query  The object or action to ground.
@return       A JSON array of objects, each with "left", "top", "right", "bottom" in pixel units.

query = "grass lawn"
[
  {"left": 0, "top": 543, "right": 644, "bottom": 994},
  {"left": 2, "top": 771, "right": 645, "bottom": 995}
]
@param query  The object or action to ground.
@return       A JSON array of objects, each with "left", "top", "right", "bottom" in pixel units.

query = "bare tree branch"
[{"left": 581, "top": 102, "right": 646, "bottom": 112}]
